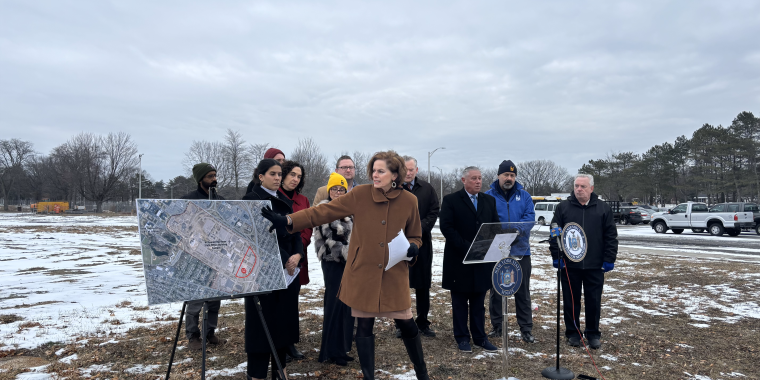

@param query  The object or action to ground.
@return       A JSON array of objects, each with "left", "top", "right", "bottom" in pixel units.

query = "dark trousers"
[
  {"left": 560, "top": 267, "right": 605, "bottom": 340},
  {"left": 319, "top": 260, "right": 354, "bottom": 362},
  {"left": 489, "top": 255, "right": 533, "bottom": 332},
  {"left": 450, "top": 290, "right": 487, "bottom": 344},
  {"left": 185, "top": 300, "right": 221, "bottom": 339},
  {"left": 414, "top": 288, "right": 431, "bottom": 329},
  {"left": 247, "top": 347, "right": 287, "bottom": 379}
]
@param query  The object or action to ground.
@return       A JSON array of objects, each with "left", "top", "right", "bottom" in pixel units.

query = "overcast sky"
[{"left": 2, "top": 1, "right": 759, "bottom": 182}]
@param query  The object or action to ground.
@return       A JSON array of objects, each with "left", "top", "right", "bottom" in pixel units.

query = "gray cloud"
[{"left": 2, "top": 0, "right": 759, "bottom": 182}]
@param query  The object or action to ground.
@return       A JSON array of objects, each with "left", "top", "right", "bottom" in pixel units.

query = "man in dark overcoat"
[
  {"left": 180, "top": 163, "right": 225, "bottom": 350},
  {"left": 396, "top": 156, "right": 440, "bottom": 338},
  {"left": 439, "top": 166, "right": 500, "bottom": 353},
  {"left": 549, "top": 174, "right": 618, "bottom": 350}
]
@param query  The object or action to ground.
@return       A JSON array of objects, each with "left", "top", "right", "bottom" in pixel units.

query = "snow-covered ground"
[
  {"left": 2, "top": 214, "right": 757, "bottom": 380},
  {"left": 0, "top": 214, "right": 181, "bottom": 351}
]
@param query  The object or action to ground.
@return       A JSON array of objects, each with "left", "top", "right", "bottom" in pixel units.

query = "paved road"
[{"left": 531, "top": 224, "right": 760, "bottom": 259}]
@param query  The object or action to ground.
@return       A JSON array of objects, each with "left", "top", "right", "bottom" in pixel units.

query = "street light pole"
[
  {"left": 433, "top": 166, "right": 443, "bottom": 206},
  {"left": 427, "top": 147, "right": 445, "bottom": 183},
  {"left": 138, "top": 154, "right": 143, "bottom": 199}
]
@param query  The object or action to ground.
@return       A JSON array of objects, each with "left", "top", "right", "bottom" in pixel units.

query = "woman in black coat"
[
  {"left": 314, "top": 172, "right": 355, "bottom": 366},
  {"left": 241, "top": 158, "right": 304, "bottom": 380}
]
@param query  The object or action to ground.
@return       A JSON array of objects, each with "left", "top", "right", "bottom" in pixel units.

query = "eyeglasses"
[
  {"left": 337, "top": 166, "right": 355, "bottom": 171},
  {"left": 204, "top": 174, "right": 217, "bottom": 179},
  {"left": 329, "top": 188, "right": 347, "bottom": 194}
]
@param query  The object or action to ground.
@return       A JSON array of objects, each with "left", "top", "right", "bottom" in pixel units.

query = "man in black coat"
[
  {"left": 439, "top": 167, "right": 500, "bottom": 353},
  {"left": 549, "top": 174, "right": 618, "bottom": 350},
  {"left": 397, "top": 156, "right": 440, "bottom": 338},
  {"left": 180, "top": 163, "right": 225, "bottom": 350}
]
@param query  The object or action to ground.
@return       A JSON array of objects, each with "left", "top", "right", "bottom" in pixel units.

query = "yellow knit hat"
[{"left": 327, "top": 172, "right": 348, "bottom": 192}]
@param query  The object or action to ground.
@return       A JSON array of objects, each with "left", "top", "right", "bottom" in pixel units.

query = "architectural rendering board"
[{"left": 136, "top": 199, "right": 286, "bottom": 305}]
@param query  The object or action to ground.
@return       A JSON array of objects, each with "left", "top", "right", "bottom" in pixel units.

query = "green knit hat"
[{"left": 192, "top": 163, "right": 216, "bottom": 183}]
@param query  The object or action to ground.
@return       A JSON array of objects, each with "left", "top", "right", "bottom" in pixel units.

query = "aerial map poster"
[{"left": 136, "top": 199, "right": 287, "bottom": 305}]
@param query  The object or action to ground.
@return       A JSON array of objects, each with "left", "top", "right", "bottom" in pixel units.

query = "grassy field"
[{"left": 2, "top": 242, "right": 758, "bottom": 380}]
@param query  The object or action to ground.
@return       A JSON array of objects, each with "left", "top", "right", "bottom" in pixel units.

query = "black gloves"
[
  {"left": 406, "top": 243, "right": 419, "bottom": 258},
  {"left": 261, "top": 206, "right": 289, "bottom": 236}
]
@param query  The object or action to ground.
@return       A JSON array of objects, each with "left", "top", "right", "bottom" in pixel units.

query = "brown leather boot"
[
  {"left": 188, "top": 336, "right": 202, "bottom": 351},
  {"left": 207, "top": 331, "right": 226, "bottom": 345}
]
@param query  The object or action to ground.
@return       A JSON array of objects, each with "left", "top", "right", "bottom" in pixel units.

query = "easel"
[{"left": 164, "top": 293, "right": 284, "bottom": 380}]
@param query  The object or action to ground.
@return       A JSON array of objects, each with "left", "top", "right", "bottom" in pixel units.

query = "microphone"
[{"left": 550, "top": 222, "right": 562, "bottom": 251}]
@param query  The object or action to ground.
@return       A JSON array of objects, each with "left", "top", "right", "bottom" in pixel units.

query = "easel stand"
[
  {"left": 541, "top": 265, "right": 574, "bottom": 379},
  {"left": 164, "top": 295, "right": 284, "bottom": 380}
]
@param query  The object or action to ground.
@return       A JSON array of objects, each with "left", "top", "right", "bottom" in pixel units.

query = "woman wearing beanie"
[
  {"left": 241, "top": 158, "right": 303, "bottom": 380},
  {"left": 260, "top": 151, "right": 430, "bottom": 380},
  {"left": 278, "top": 160, "right": 311, "bottom": 362},
  {"left": 315, "top": 172, "right": 355, "bottom": 366}
]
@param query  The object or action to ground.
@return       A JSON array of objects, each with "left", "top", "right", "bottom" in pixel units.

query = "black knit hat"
[
  {"left": 498, "top": 160, "right": 516, "bottom": 175},
  {"left": 192, "top": 163, "right": 216, "bottom": 183}
]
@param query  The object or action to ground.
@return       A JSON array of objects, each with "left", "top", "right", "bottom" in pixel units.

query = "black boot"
[
  {"left": 402, "top": 332, "right": 429, "bottom": 380},
  {"left": 355, "top": 335, "right": 375, "bottom": 380},
  {"left": 287, "top": 343, "right": 304, "bottom": 360}
]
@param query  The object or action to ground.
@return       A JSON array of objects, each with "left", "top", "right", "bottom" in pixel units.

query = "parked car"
[
  {"left": 619, "top": 206, "right": 644, "bottom": 225},
  {"left": 650, "top": 201, "right": 754, "bottom": 236},
  {"left": 635, "top": 207, "right": 651, "bottom": 224},
  {"left": 534, "top": 202, "right": 559, "bottom": 225}
]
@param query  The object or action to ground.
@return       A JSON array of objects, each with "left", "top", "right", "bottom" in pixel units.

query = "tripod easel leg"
[
  {"left": 165, "top": 302, "right": 187, "bottom": 380},
  {"left": 202, "top": 301, "right": 208, "bottom": 380}
]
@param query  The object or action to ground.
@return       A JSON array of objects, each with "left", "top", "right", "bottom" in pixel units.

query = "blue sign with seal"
[{"left": 492, "top": 258, "right": 522, "bottom": 297}]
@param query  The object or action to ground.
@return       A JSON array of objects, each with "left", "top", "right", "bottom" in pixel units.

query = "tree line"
[
  {"left": 1, "top": 129, "right": 577, "bottom": 212},
  {"left": 579, "top": 111, "right": 760, "bottom": 205}
]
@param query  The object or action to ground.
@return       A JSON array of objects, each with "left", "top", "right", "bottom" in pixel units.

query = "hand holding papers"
[
  {"left": 284, "top": 267, "right": 300, "bottom": 286},
  {"left": 385, "top": 229, "right": 412, "bottom": 271}
]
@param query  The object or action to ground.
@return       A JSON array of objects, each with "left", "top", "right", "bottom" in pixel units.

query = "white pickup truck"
[{"left": 650, "top": 201, "right": 755, "bottom": 236}]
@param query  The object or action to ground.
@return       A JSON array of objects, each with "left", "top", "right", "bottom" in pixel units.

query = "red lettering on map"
[{"left": 235, "top": 246, "right": 257, "bottom": 278}]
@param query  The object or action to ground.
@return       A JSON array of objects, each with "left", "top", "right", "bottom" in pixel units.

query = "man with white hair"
[
  {"left": 549, "top": 174, "right": 618, "bottom": 350},
  {"left": 439, "top": 166, "right": 500, "bottom": 353}
]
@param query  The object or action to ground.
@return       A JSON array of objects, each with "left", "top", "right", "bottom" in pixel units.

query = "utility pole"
[
  {"left": 434, "top": 166, "right": 443, "bottom": 206},
  {"left": 427, "top": 147, "right": 445, "bottom": 183},
  {"left": 138, "top": 154, "right": 144, "bottom": 199}
]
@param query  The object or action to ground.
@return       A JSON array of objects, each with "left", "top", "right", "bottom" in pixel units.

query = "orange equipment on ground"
[{"left": 33, "top": 202, "right": 70, "bottom": 213}]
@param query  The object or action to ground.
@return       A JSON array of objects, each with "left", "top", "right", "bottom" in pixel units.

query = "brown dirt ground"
[{"left": 1, "top": 248, "right": 759, "bottom": 380}]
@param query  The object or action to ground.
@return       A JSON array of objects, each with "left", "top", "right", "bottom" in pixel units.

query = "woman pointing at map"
[
  {"left": 242, "top": 158, "right": 304, "bottom": 380},
  {"left": 261, "top": 150, "right": 430, "bottom": 380}
]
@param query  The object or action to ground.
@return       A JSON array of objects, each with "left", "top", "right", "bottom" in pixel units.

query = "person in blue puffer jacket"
[{"left": 484, "top": 160, "right": 537, "bottom": 343}]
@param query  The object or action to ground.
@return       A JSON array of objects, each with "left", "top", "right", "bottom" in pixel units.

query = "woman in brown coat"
[{"left": 261, "top": 150, "right": 430, "bottom": 380}]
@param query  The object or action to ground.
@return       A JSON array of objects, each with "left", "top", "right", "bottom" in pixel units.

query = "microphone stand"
[{"left": 542, "top": 225, "right": 574, "bottom": 379}]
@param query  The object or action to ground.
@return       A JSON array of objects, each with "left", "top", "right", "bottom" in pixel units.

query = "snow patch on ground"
[
  {"left": 125, "top": 364, "right": 161, "bottom": 374},
  {"left": 206, "top": 361, "right": 247, "bottom": 378}
]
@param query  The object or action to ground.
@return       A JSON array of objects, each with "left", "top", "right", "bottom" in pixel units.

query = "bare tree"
[
  {"left": 224, "top": 129, "right": 252, "bottom": 198},
  {"left": 55, "top": 132, "right": 139, "bottom": 213},
  {"left": 183, "top": 140, "right": 230, "bottom": 188},
  {"left": 518, "top": 160, "right": 572, "bottom": 196},
  {"left": 248, "top": 143, "right": 270, "bottom": 169},
  {"left": 0, "top": 139, "right": 34, "bottom": 210},
  {"left": 291, "top": 137, "right": 330, "bottom": 202}
]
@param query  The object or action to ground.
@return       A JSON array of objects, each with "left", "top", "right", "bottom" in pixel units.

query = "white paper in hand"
[
  {"left": 385, "top": 229, "right": 412, "bottom": 271},
  {"left": 284, "top": 267, "right": 300, "bottom": 286}
]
